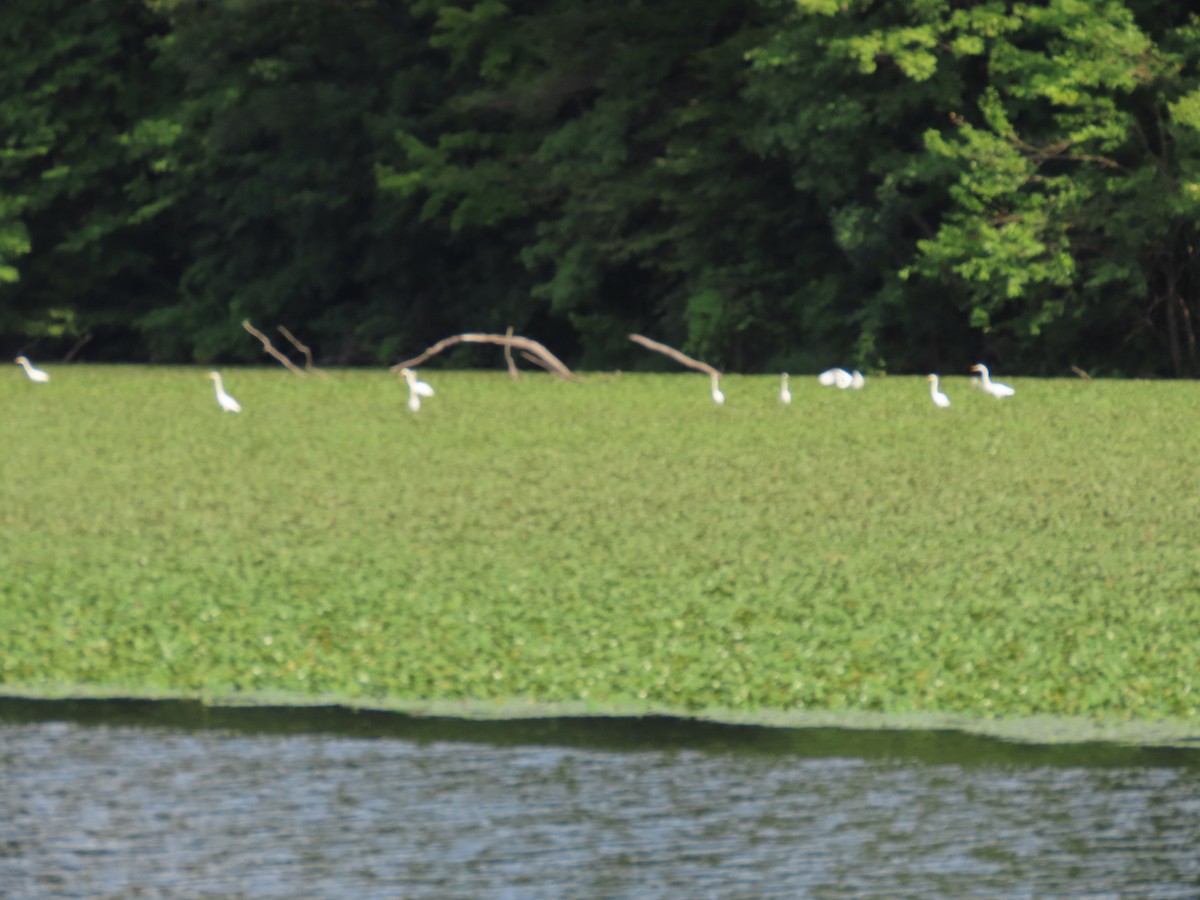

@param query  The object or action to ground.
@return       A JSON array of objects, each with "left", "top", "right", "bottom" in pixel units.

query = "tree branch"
[
  {"left": 242, "top": 320, "right": 307, "bottom": 377},
  {"left": 277, "top": 325, "right": 326, "bottom": 377},
  {"left": 627, "top": 333, "right": 720, "bottom": 378},
  {"left": 503, "top": 325, "right": 519, "bottom": 380},
  {"left": 391, "top": 332, "right": 577, "bottom": 380}
]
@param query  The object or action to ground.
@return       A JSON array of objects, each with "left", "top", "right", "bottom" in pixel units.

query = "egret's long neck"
[
  {"left": 212, "top": 374, "right": 223, "bottom": 394},
  {"left": 17, "top": 359, "right": 30, "bottom": 374},
  {"left": 977, "top": 367, "right": 991, "bottom": 387}
]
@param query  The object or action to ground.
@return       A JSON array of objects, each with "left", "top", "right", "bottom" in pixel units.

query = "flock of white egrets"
[
  {"left": 13, "top": 355, "right": 1014, "bottom": 412},
  {"left": 712, "top": 363, "right": 1013, "bottom": 408},
  {"left": 11, "top": 355, "right": 442, "bottom": 415}
]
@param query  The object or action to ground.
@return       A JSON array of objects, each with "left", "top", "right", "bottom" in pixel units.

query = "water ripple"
[{"left": 2, "top": 720, "right": 1199, "bottom": 898}]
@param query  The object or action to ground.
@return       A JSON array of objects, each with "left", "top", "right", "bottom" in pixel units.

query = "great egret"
[
  {"left": 818, "top": 367, "right": 851, "bottom": 388},
  {"left": 780, "top": 373, "right": 792, "bottom": 405},
  {"left": 850, "top": 370, "right": 865, "bottom": 390},
  {"left": 927, "top": 374, "right": 950, "bottom": 408},
  {"left": 14, "top": 356, "right": 50, "bottom": 383},
  {"left": 399, "top": 367, "right": 434, "bottom": 413},
  {"left": 399, "top": 367, "right": 435, "bottom": 397},
  {"left": 710, "top": 373, "right": 725, "bottom": 405},
  {"left": 970, "top": 363, "right": 1015, "bottom": 398},
  {"left": 206, "top": 371, "right": 242, "bottom": 413}
]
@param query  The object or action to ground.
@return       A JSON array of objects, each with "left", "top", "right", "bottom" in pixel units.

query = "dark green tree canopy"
[{"left": 3, "top": 0, "right": 1199, "bottom": 374}]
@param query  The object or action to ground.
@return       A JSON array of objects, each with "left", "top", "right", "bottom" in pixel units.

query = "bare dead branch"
[
  {"left": 277, "top": 325, "right": 327, "bottom": 378},
  {"left": 242, "top": 320, "right": 307, "bottom": 377},
  {"left": 63, "top": 332, "right": 93, "bottom": 363},
  {"left": 391, "top": 332, "right": 576, "bottom": 380},
  {"left": 519, "top": 349, "right": 561, "bottom": 377},
  {"left": 628, "top": 334, "right": 720, "bottom": 378},
  {"left": 503, "top": 325, "right": 519, "bottom": 380}
]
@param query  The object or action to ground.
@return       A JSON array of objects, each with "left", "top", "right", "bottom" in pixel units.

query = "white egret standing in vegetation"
[
  {"left": 710, "top": 373, "right": 725, "bottom": 405},
  {"left": 927, "top": 374, "right": 950, "bottom": 408},
  {"left": 14, "top": 356, "right": 50, "bottom": 382},
  {"left": 399, "top": 367, "right": 434, "bottom": 413},
  {"left": 399, "top": 367, "right": 435, "bottom": 398},
  {"left": 970, "top": 363, "right": 1015, "bottom": 398},
  {"left": 780, "top": 373, "right": 792, "bottom": 405},
  {"left": 206, "top": 371, "right": 242, "bottom": 412}
]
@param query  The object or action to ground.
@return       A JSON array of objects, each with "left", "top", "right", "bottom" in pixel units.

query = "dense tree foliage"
[{"left": 3, "top": 0, "right": 1200, "bottom": 374}]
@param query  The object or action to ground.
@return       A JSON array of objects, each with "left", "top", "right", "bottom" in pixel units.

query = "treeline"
[{"left": 3, "top": 0, "right": 1200, "bottom": 374}]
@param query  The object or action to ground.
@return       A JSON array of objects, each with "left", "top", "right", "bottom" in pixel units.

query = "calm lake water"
[{"left": 2, "top": 700, "right": 1199, "bottom": 898}]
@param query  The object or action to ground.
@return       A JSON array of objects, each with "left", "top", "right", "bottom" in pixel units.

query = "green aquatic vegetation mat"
[{"left": 3, "top": 367, "right": 1199, "bottom": 739}]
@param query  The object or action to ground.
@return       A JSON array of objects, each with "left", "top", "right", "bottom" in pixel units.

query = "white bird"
[
  {"left": 710, "top": 373, "right": 725, "bottom": 405},
  {"left": 818, "top": 367, "right": 851, "bottom": 388},
  {"left": 206, "top": 371, "right": 242, "bottom": 412},
  {"left": 399, "top": 367, "right": 435, "bottom": 397},
  {"left": 927, "top": 374, "right": 951, "bottom": 408},
  {"left": 14, "top": 356, "right": 50, "bottom": 382},
  {"left": 780, "top": 373, "right": 792, "bottom": 405},
  {"left": 970, "top": 363, "right": 1015, "bottom": 398},
  {"left": 399, "top": 367, "right": 434, "bottom": 413},
  {"left": 850, "top": 370, "right": 865, "bottom": 390}
]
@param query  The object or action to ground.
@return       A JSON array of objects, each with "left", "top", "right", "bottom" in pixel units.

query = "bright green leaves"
[
  {"left": 759, "top": 0, "right": 1200, "bottom": 373},
  {"left": 840, "top": 0, "right": 1200, "bottom": 369},
  {"left": 831, "top": 25, "right": 941, "bottom": 79},
  {"left": 913, "top": 107, "right": 1079, "bottom": 320},
  {"left": 0, "top": 194, "right": 30, "bottom": 285}
]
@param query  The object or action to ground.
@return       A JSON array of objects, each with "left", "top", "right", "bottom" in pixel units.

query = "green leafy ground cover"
[{"left": 3, "top": 367, "right": 1199, "bottom": 742}]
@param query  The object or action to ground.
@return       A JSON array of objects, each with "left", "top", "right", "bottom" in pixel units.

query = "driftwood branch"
[
  {"left": 243, "top": 320, "right": 307, "bottom": 377},
  {"left": 277, "top": 325, "right": 326, "bottom": 377},
  {"left": 391, "top": 332, "right": 576, "bottom": 380},
  {"left": 503, "top": 325, "right": 519, "bottom": 380},
  {"left": 63, "top": 332, "right": 93, "bottom": 363},
  {"left": 628, "top": 334, "right": 720, "bottom": 378},
  {"left": 519, "top": 350, "right": 556, "bottom": 374}
]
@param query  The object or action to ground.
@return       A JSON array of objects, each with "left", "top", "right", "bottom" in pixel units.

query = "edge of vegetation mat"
[
  {"left": 2, "top": 684, "right": 1198, "bottom": 749},
  {"left": 5, "top": 368, "right": 1199, "bottom": 745}
]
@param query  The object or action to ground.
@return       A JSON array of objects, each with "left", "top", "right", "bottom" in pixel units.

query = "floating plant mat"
[{"left": 4, "top": 368, "right": 1199, "bottom": 738}]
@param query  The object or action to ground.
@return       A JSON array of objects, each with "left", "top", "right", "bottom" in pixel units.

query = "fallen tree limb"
[
  {"left": 503, "top": 325, "right": 519, "bottom": 380},
  {"left": 277, "top": 325, "right": 326, "bottom": 377},
  {"left": 628, "top": 333, "right": 720, "bottom": 378},
  {"left": 243, "top": 320, "right": 307, "bottom": 377},
  {"left": 520, "top": 350, "right": 560, "bottom": 376},
  {"left": 391, "top": 332, "right": 576, "bottom": 380}
]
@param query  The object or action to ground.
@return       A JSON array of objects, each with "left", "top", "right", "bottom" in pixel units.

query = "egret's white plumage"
[
  {"left": 400, "top": 367, "right": 435, "bottom": 397},
  {"left": 850, "top": 370, "right": 865, "bottom": 390},
  {"left": 399, "top": 367, "right": 433, "bottom": 413},
  {"left": 927, "top": 374, "right": 950, "bottom": 408},
  {"left": 710, "top": 373, "right": 725, "bottom": 405},
  {"left": 206, "top": 371, "right": 241, "bottom": 412},
  {"left": 818, "top": 367, "right": 851, "bottom": 388},
  {"left": 15, "top": 356, "right": 50, "bottom": 383},
  {"left": 780, "top": 373, "right": 792, "bottom": 405},
  {"left": 970, "top": 363, "right": 1015, "bottom": 398}
]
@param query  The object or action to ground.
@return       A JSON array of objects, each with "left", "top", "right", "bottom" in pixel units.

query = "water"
[{"left": 2, "top": 700, "right": 1199, "bottom": 898}]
